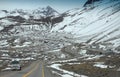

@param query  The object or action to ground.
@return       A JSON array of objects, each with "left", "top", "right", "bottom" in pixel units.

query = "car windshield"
[{"left": 11, "top": 61, "right": 19, "bottom": 64}]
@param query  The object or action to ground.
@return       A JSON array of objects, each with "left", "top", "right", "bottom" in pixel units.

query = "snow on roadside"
[
  {"left": 1, "top": 67, "right": 12, "bottom": 71},
  {"left": 51, "top": 71, "right": 73, "bottom": 77},
  {"left": 61, "top": 74, "right": 73, "bottom": 77},
  {"left": 93, "top": 62, "right": 115, "bottom": 69},
  {"left": 51, "top": 58, "right": 78, "bottom": 64},
  {"left": 94, "top": 64, "right": 108, "bottom": 68},
  {"left": 84, "top": 55, "right": 104, "bottom": 60},
  {"left": 49, "top": 64, "right": 88, "bottom": 77}
]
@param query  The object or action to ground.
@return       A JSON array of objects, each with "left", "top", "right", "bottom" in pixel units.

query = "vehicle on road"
[{"left": 10, "top": 60, "right": 21, "bottom": 71}]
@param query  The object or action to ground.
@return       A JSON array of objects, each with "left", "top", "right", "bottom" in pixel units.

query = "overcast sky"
[{"left": 0, "top": 0, "right": 87, "bottom": 13}]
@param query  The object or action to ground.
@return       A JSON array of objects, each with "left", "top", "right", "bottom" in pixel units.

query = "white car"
[{"left": 10, "top": 60, "right": 21, "bottom": 71}]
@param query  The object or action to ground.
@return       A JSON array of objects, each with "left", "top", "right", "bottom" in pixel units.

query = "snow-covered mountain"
[
  {"left": 0, "top": 6, "right": 60, "bottom": 33},
  {"left": 0, "top": 0, "right": 120, "bottom": 52},
  {"left": 0, "top": 6, "right": 59, "bottom": 20},
  {"left": 33, "top": 6, "right": 59, "bottom": 18},
  {"left": 0, "top": 6, "right": 65, "bottom": 50},
  {"left": 51, "top": 0, "right": 120, "bottom": 50}
]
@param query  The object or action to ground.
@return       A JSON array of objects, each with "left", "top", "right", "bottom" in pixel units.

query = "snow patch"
[{"left": 50, "top": 64, "right": 88, "bottom": 77}]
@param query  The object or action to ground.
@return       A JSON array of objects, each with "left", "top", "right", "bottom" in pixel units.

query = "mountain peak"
[
  {"left": 46, "top": 6, "right": 53, "bottom": 9},
  {"left": 34, "top": 6, "right": 59, "bottom": 17}
]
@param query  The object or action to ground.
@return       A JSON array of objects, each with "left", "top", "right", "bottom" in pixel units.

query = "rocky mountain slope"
[{"left": 51, "top": 0, "right": 120, "bottom": 53}]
